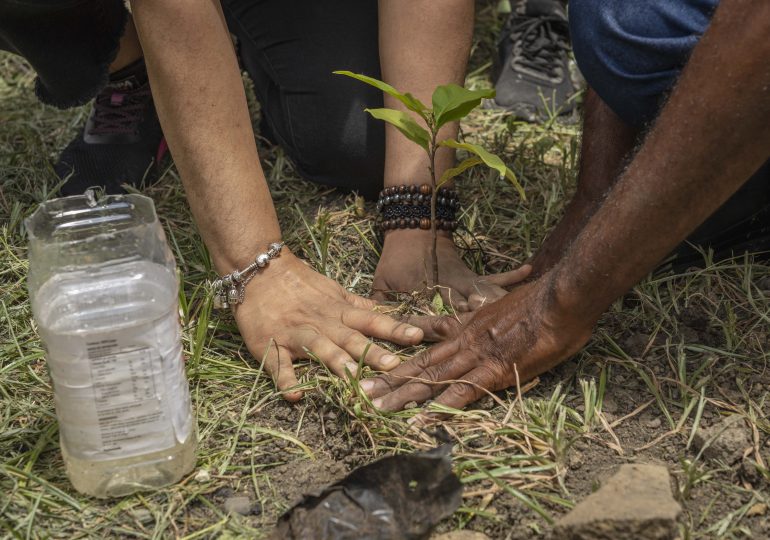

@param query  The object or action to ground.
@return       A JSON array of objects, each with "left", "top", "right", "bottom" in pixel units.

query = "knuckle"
[
  {"left": 446, "top": 382, "right": 478, "bottom": 402},
  {"left": 414, "top": 352, "right": 433, "bottom": 370},
  {"left": 340, "top": 330, "right": 362, "bottom": 349}
]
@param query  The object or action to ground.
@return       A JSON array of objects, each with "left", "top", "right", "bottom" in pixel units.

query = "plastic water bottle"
[{"left": 25, "top": 192, "right": 196, "bottom": 498}]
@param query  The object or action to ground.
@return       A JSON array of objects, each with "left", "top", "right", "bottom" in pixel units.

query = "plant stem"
[{"left": 427, "top": 123, "right": 439, "bottom": 289}]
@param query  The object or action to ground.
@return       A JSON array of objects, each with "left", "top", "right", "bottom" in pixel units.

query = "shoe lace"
[
  {"left": 509, "top": 13, "right": 570, "bottom": 83},
  {"left": 88, "top": 83, "right": 151, "bottom": 136}
]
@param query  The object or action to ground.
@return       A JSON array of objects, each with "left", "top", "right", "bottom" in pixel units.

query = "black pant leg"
[
  {"left": 0, "top": 0, "right": 128, "bottom": 108},
  {"left": 222, "top": 0, "right": 385, "bottom": 199}
]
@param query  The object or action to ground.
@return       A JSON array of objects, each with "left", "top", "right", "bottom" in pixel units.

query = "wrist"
[
  {"left": 547, "top": 263, "right": 611, "bottom": 328},
  {"left": 382, "top": 227, "right": 452, "bottom": 242},
  {"left": 210, "top": 236, "right": 283, "bottom": 275},
  {"left": 212, "top": 242, "right": 294, "bottom": 310}
]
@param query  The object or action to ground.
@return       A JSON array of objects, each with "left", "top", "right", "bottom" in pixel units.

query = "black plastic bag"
[{"left": 273, "top": 444, "right": 462, "bottom": 540}]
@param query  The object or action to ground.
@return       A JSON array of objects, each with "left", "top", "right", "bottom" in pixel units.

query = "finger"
[
  {"left": 296, "top": 333, "right": 359, "bottom": 379},
  {"left": 459, "top": 283, "right": 507, "bottom": 310},
  {"left": 432, "top": 365, "right": 501, "bottom": 410},
  {"left": 360, "top": 339, "right": 461, "bottom": 399},
  {"left": 467, "top": 292, "right": 504, "bottom": 311},
  {"left": 371, "top": 350, "right": 479, "bottom": 412},
  {"left": 400, "top": 313, "right": 468, "bottom": 342},
  {"left": 330, "top": 327, "right": 402, "bottom": 372},
  {"left": 371, "top": 278, "right": 390, "bottom": 304},
  {"left": 342, "top": 307, "right": 423, "bottom": 346},
  {"left": 343, "top": 290, "right": 377, "bottom": 310},
  {"left": 438, "top": 286, "right": 469, "bottom": 312},
  {"left": 481, "top": 264, "right": 532, "bottom": 287},
  {"left": 257, "top": 341, "right": 302, "bottom": 402},
  {"left": 371, "top": 288, "right": 388, "bottom": 303}
]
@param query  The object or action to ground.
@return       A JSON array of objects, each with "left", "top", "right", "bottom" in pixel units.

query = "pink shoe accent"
[{"left": 156, "top": 136, "right": 169, "bottom": 165}]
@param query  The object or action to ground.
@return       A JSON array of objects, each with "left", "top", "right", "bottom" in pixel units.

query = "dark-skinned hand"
[
  {"left": 359, "top": 275, "right": 594, "bottom": 411},
  {"left": 373, "top": 228, "right": 531, "bottom": 311}
]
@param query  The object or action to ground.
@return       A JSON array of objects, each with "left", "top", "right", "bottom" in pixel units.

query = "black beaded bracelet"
[
  {"left": 376, "top": 184, "right": 459, "bottom": 212},
  {"left": 376, "top": 184, "right": 460, "bottom": 232}
]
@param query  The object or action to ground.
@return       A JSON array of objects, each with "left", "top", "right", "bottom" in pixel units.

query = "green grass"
[{"left": 2, "top": 4, "right": 770, "bottom": 538}]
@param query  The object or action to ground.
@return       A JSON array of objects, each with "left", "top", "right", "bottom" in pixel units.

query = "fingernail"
[
  {"left": 372, "top": 398, "right": 383, "bottom": 409},
  {"left": 382, "top": 354, "right": 400, "bottom": 368},
  {"left": 405, "top": 327, "right": 421, "bottom": 339},
  {"left": 345, "top": 362, "right": 359, "bottom": 376},
  {"left": 359, "top": 379, "right": 375, "bottom": 393}
]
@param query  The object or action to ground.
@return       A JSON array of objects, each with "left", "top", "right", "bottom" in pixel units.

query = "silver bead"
[
  {"left": 231, "top": 270, "right": 241, "bottom": 282},
  {"left": 228, "top": 287, "right": 239, "bottom": 304},
  {"left": 269, "top": 242, "right": 283, "bottom": 252},
  {"left": 256, "top": 253, "right": 270, "bottom": 267}
]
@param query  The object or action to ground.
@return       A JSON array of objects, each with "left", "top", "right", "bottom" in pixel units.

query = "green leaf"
[
  {"left": 333, "top": 71, "right": 428, "bottom": 117},
  {"left": 440, "top": 139, "right": 526, "bottom": 200},
  {"left": 365, "top": 108, "right": 430, "bottom": 150},
  {"left": 438, "top": 156, "right": 482, "bottom": 188},
  {"left": 432, "top": 291, "right": 444, "bottom": 314},
  {"left": 432, "top": 84, "right": 495, "bottom": 128}
]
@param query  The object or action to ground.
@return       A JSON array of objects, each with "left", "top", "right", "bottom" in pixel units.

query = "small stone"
[
  {"left": 740, "top": 459, "right": 761, "bottom": 485},
  {"left": 692, "top": 415, "right": 751, "bottom": 464},
  {"left": 432, "top": 531, "right": 491, "bottom": 540},
  {"left": 194, "top": 469, "right": 211, "bottom": 483},
  {"left": 568, "top": 451, "right": 584, "bottom": 471},
  {"left": 224, "top": 496, "right": 254, "bottom": 515},
  {"left": 747, "top": 503, "right": 767, "bottom": 517},
  {"left": 645, "top": 417, "right": 662, "bottom": 430},
  {"left": 553, "top": 464, "right": 681, "bottom": 540},
  {"left": 132, "top": 508, "right": 153, "bottom": 525}
]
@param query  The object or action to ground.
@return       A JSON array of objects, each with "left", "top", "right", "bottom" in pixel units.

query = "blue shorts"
[{"left": 569, "top": 0, "right": 718, "bottom": 127}]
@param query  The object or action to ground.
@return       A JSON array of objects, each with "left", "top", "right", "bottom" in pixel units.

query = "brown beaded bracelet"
[{"left": 379, "top": 217, "right": 458, "bottom": 232}]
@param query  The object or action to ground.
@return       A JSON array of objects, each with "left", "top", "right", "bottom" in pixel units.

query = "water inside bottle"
[{"left": 34, "top": 259, "right": 195, "bottom": 498}]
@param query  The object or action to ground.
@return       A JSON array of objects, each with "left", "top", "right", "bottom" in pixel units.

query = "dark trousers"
[
  {"left": 569, "top": 0, "right": 770, "bottom": 260},
  {"left": 0, "top": 0, "right": 385, "bottom": 198}
]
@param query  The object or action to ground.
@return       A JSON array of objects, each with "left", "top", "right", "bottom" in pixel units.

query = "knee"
[
  {"left": 569, "top": 0, "right": 714, "bottom": 126},
  {"left": 286, "top": 81, "right": 385, "bottom": 198}
]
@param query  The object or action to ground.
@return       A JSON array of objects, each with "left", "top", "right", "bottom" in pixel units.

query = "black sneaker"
[
  {"left": 56, "top": 59, "right": 168, "bottom": 196},
  {"left": 492, "top": 0, "right": 576, "bottom": 121}
]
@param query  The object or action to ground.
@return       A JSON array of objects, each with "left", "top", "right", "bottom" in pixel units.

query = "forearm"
[
  {"left": 378, "top": 0, "right": 474, "bottom": 186},
  {"left": 130, "top": 0, "right": 281, "bottom": 272},
  {"left": 553, "top": 0, "right": 770, "bottom": 320}
]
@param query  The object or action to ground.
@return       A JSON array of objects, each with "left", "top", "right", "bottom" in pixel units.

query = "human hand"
[
  {"left": 373, "top": 229, "right": 531, "bottom": 311},
  {"left": 233, "top": 250, "right": 424, "bottom": 401},
  {"left": 359, "top": 276, "right": 594, "bottom": 411}
]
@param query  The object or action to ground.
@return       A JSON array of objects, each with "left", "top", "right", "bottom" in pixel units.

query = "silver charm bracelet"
[{"left": 211, "top": 242, "right": 284, "bottom": 309}]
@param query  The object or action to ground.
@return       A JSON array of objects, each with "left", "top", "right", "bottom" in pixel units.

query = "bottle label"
[
  {"left": 45, "top": 311, "right": 192, "bottom": 462},
  {"left": 86, "top": 341, "right": 170, "bottom": 454}
]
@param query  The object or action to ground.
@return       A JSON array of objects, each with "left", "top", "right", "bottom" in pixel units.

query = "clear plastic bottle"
[{"left": 25, "top": 192, "right": 196, "bottom": 498}]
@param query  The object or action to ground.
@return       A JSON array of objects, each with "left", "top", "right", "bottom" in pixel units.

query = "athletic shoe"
[
  {"left": 492, "top": 0, "right": 576, "bottom": 121},
  {"left": 55, "top": 59, "right": 168, "bottom": 196}
]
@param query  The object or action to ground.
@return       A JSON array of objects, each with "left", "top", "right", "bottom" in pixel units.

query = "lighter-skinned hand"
[
  {"left": 233, "top": 250, "right": 424, "bottom": 401},
  {"left": 359, "top": 275, "right": 594, "bottom": 412},
  {"left": 373, "top": 228, "right": 531, "bottom": 311}
]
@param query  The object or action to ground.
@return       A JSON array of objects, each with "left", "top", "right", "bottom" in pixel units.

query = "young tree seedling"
[{"left": 334, "top": 71, "right": 525, "bottom": 294}]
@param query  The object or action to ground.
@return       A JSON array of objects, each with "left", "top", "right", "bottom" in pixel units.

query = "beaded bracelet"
[
  {"left": 211, "top": 242, "right": 284, "bottom": 309},
  {"left": 376, "top": 184, "right": 459, "bottom": 212},
  {"left": 376, "top": 184, "right": 460, "bottom": 232}
]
